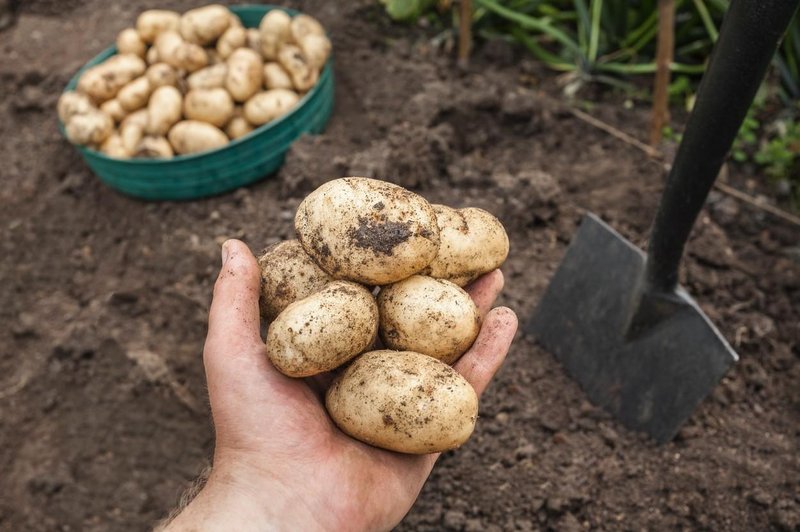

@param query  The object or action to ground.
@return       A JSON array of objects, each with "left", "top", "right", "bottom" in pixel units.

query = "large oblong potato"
[
  {"left": 167, "top": 120, "right": 228, "bottom": 155},
  {"left": 259, "top": 9, "right": 291, "bottom": 60},
  {"left": 136, "top": 10, "right": 180, "bottom": 44},
  {"left": 179, "top": 4, "right": 231, "bottom": 45},
  {"left": 183, "top": 88, "right": 234, "bottom": 127},
  {"left": 257, "top": 240, "right": 334, "bottom": 321},
  {"left": 421, "top": 205, "right": 509, "bottom": 286},
  {"left": 216, "top": 26, "right": 246, "bottom": 59},
  {"left": 65, "top": 110, "right": 113, "bottom": 146},
  {"left": 116, "top": 76, "right": 151, "bottom": 112},
  {"left": 295, "top": 177, "right": 441, "bottom": 285},
  {"left": 116, "top": 28, "right": 146, "bottom": 58},
  {"left": 277, "top": 44, "right": 318, "bottom": 92},
  {"left": 146, "top": 85, "right": 182, "bottom": 136},
  {"left": 378, "top": 275, "right": 480, "bottom": 364},
  {"left": 243, "top": 89, "right": 299, "bottom": 126},
  {"left": 77, "top": 54, "right": 146, "bottom": 103},
  {"left": 225, "top": 48, "right": 263, "bottom": 102},
  {"left": 57, "top": 91, "right": 95, "bottom": 123},
  {"left": 263, "top": 62, "right": 293, "bottom": 90},
  {"left": 155, "top": 31, "right": 208, "bottom": 73},
  {"left": 289, "top": 14, "right": 325, "bottom": 43},
  {"left": 326, "top": 350, "right": 479, "bottom": 454},
  {"left": 146, "top": 63, "right": 178, "bottom": 89},
  {"left": 266, "top": 281, "right": 378, "bottom": 377},
  {"left": 187, "top": 63, "right": 228, "bottom": 90}
]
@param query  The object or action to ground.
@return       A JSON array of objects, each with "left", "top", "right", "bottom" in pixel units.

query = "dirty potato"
[
  {"left": 167, "top": 120, "right": 228, "bottom": 155},
  {"left": 225, "top": 48, "right": 263, "bottom": 102},
  {"left": 179, "top": 4, "right": 232, "bottom": 45},
  {"left": 145, "top": 63, "right": 178, "bottom": 89},
  {"left": 77, "top": 54, "right": 146, "bottom": 103},
  {"left": 57, "top": 91, "right": 95, "bottom": 123},
  {"left": 378, "top": 275, "right": 480, "bottom": 364},
  {"left": 136, "top": 10, "right": 181, "bottom": 44},
  {"left": 99, "top": 98, "right": 127, "bottom": 123},
  {"left": 257, "top": 239, "right": 334, "bottom": 322},
  {"left": 243, "top": 89, "right": 299, "bottom": 125},
  {"left": 135, "top": 136, "right": 174, "bottom": 158},
  {"left": 295, "top": 177, "right": 440, "bottom": 285},
  {"left": 266, "top": 281, "right": 378, "bottom": 377},
  {"left": 100, "top": 133, "right": 129, "bottom": 158},
  {"left": 259, "top": 9, "right": 291, "bottom": 60},
  {"left": 325, "top": 350, "right": 479, "bottom": 454},
  {"left": 421, "top": 205, "right": 509, "bottom": 286},
  {"left": 65, "top": 110, "right": 113, "bottom": 145},
  {"left": 277, "top": 44, "right": 318, "bottom": 92},
  {"left": 183, "top": 88, "right": 234, "bottom": 127},
  {"left": 289, "top": 14, "right": 325, "bottom": 43},
  {"left": 116, "top": 28, "right": 146, "bottom": 58},
  {"left": 146, "top": 85, "right": 182, "bottom": 136},
  {"left": 216, "top": 26, "right": 246, "bottom": 59},
  {"left": 155, "top": 31, "right": 208, "bottom": 73},
  {"left": 297, "top": 33, "right": 331, "bottom": 71},
  {"left": 186, "top": 63, "right": 227, "bottom": 90}
]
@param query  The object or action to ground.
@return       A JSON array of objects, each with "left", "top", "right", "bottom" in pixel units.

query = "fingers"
[
  {"left": 465, "top": 270, "right": 504, "bottom": 319},
  {"left": 454, "top": 307, "right": 517, "bottom": 397}
]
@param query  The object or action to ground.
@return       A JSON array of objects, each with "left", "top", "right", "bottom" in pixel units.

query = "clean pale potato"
[
  {"left": 243, "top": 89, "right": 299, "bottom": 126},
  {"left": 146, "top": 46, "right": 160, "bottom": 65},
  {"left": 100, "top": 133, "right": 129, "bottom": 158},
  {"left": 146, "top": 85, "right": 182, "bottom": 136},
  {"left": 120, "top": 121, "right": 144, "bottom": 154},
  {"left": 266, "top": 281, "right": 378, "bottom": 377},
  {"left": 168, "top": 120, "right": 228, "bottom": 154},
  {"left": 57, "top": 91, "right": 95, "bottom": 123},
  {"left": 421, "top": 205, "right": 510, "bottom": 286},
  {"left": 225, "top": 48, "right": 263, "bottom": 102},
  {"left": 325, "top": 350, "right": 479, "bottom": 454},
  {"left": 263, "top": 62, "right": 293, "bottom": 90},
  {"left": 295, "top": 177, "right": 441, "bottom": 285},
  {"left": 116, "top": 76, "right": 151, "bottom": 112},
  {"left": 116, "top": 28, "right": 146, "bottom": 58},
  {"left": 298, "top": 33, "right": 331, "bottom": 71},
  {"left": 121, "top": 108, "right": 148, "bottom": 130},
  {"left": 179, "top": 4, "right": 231, "bottom": 45},
  {"left": 77, "top": 54, "right": 146, "bottom": 103},
  {"left": 277, "top": 44, "right": 318, "bottom": 92},
  {"left": 216, "top": 26, "right": 246, "bottom": 59},
  {"left": 186, "top": 63, "right": 227, "bottom": 90},
  {"left": 259, "top": 9, "right": 291, "bottom": 60},
  {"left": 245, "top": 28, "right": 261, "bottom": 53},
  {"left": 225, "top": 115, "right": 253, "bottom": 140},
  {"left": 145, "top": 62, "right": 178, "bottom": 89},
  {"left": 135, "top": 135, "right": 174, "bottom": 158},
  {"left": 100, "top": 98, "right": 127, "bottom": 123},
  {"left": 155, "top": 31, "right": 208, "bottom": 73},
  {"left": 257, "top": 240, "right": 334, "bottom": 322},
  {"left": 183, "top": 88, "right": 234, "bottom": 127},
  {"left": 65, "top": 110, "right": 113, "bottom": 145},
  {"left": 378, "top": 275, "right": 480, "bottom": 364},
  {"left": 290, "top": 14, "right": 325, "bottom": 43},
  {"left": 136, "top": 10, "right": 181, "bottom": 44}
]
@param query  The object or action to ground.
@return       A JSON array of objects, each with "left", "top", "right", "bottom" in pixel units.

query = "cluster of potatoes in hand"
[
  {"left": 259, "top": 177, "right": 509, "bottom": 454},
  {"left": 57, "top": 4, "right": 330, "bottom": 158}
]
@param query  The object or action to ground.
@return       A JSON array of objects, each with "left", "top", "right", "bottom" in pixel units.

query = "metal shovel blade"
[{"left": 527, "top": 214, "right": 737, "bottom": 443}]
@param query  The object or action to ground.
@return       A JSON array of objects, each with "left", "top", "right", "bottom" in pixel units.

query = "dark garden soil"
[{"left": 1, "top": 1, "right": 798, "bottom": 530}]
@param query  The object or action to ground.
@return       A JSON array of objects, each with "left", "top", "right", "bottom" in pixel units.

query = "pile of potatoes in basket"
[
  {"left": 57, "top": 4, "right": 330, "bottom": 158},
  {"left": 259, "top": 177, "right": 509, "bottom": 454}
]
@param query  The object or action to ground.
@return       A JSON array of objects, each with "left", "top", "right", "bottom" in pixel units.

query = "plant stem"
[
  {"left": 650, "top": 0, "right": 675, "bottom": 146},
  {"left": 458, "top": 0, "right": 473, "bottom": 67}
]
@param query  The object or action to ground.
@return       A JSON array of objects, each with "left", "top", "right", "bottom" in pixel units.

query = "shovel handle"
[{"left": 645, "top": 0, "right": 800, "bottom": 294}]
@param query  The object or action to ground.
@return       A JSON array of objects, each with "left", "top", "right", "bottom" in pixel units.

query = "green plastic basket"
[{"left": 59, "top": 5, "right": 334, "bottom": 200}]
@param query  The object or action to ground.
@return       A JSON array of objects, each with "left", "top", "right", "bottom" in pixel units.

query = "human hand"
[{"left": 163, "top": 239, "right": 517, "bottom": 531}]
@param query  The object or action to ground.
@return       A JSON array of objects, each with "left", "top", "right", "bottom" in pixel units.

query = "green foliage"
[
  {"left": 380, "top": 0, "right": 438, "bottom": 22},
  {"left": 754, "top": 118, "right": 800, "bottom": 205}
]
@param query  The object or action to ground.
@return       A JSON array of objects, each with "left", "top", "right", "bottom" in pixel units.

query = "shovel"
[{"left": 527, "top": 0, "right": 800, "bottom": 443}]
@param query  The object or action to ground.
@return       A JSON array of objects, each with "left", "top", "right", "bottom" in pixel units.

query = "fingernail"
[{"left": 221, "top": 240, "right": 230, "bottom": 265}]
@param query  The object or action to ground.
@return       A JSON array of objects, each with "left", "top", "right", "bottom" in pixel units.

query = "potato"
[
  {"left": 168, "top": 120, "right": 228, "bottom": 155},
  {"left": 243, "top": 89, "right": 299, "bottom": 126},
  {"left": 77, "top": 54, "right": 146, "bottom": 103},
  {"left": 135, "top": 136, "right": 174, "bottom": 158},
  {"left": 216, "top": 26, "right": 246, "bottom": 59},
  {"left": 266, "top": 281, "right": 378, "bottom": 377},
  {"left": 245, "top": 28, "right": 261, "bottom": 53},
  {"left": 183, "top": 88, "right": 234, "bottom": 128},
  {"left": 225, "top": 114, "right": 253, "bottom": 140},
  {"left": 179, "top": 4, "right": 231, "bottom": 45},
  {"left": 229, "top": 13, "right": 243, "bottom": 28},
  {"left": 325, "top": 350, "right": 479, "bottom": 454},
  {"left": 421, "top": 205, "right": 509, "bottom": 286},
  {"left": 120, "top": 121, "right": 144, "bottom": 154},
  {"left": 257, "top": 240, "right": 334, "bottom": 322},
  {"left": 259, "top": 9, "right": 291, "bottom": 60},
  {"left": 57, "top": 91, "right": 94, "bottom": 123},
  {"left": 225, "top": 48, "right": 263, "bottom": 102},
  {"left": 121, "top": 108, "right": 148, "bottom": 130},
  {"left": 116, "top": 28, "right": 146, "bottom": 58},
  {"left": 277, "top": 44, "right": 318, "bottom": 92},
  {"left": 290, "top": 14, "right": 325, "bottom": 43},
  {"left": 187, "top": 63, "right": 227, "bottom": 90},
  {"left": 378, "top": 275, "right": 480, "bottom": 364},
  {"left": 100, "top": 98, "right": 127, "bottom": 123},
  {"left": 65, "top": 110, "right": 113, "bottom": 145},
  {"left": 100, "top": 133, "right": 129, "bottom": 158},
  {"left": 298, "top": 33, "right": 331, "bottom": 71},
  {"left": 146, "top": 63, "right": 178, "bottom": 89},
  {"left": 263, "top": 62, "right": 293, "bottom": 90},
  {"left": 136, "top": 10, "right": 180, "bottom": 44},
  {"left": 146, "top": 46, "right": 160, "bottom": 65},
  {"left": 146, "top": 85, "right": 182, "bottom": 136},
  {"left": 295, "top": 177, "right": 440, "bottom": 285},
  {"left": 116, "top": 76, "right": 151, "bottom": 112},
  {"left": 155, "top": 31, "right": 208, "bottom": 73}
]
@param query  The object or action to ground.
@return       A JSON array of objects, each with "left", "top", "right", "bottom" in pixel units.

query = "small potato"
[
  {"left": 243, "top": 89, "right": 299, "bottom": 126},
  {"left": 298, "top": 33, "right": 331, "bottom": 71},
  {"left": 146, "top": 85, "right": 183, "bottom": 136},
  {"left": 187, "top": 63, "right": 227, "bottom": 90},
  {"left": 136, "top": 10, "right": 180, "bottom": 44},
  {"left": 225, "top": 114, "right": 253, "bottom": 140},
  {"left": 295, "top": 177, "right": 441, "bottom": 285},
  {"left": 155, "top": 31, "right": 208, "bottom": 73},
  {"left": 378, "top": 275, "right": 480, "bottom": 364},
  {"left": 257, "top": 240, "right": 334, "bottom": 321},
  {"left": 100, "top": 98, "right": 127, "bottom": 123},
  {"left": 266, "top": 281, "right": 378, "bottom": 377},
  {"left": 57, "top": 91, "right": 94, "bottom": 123},
  {"left": 259, "top": 9, "right": 291, "bottom": 60},
  {"left": 168, "top": 120, "right": 229, "bottom": 155},
  {"left": 146, "top": 46, "right": 160, "bottom": 65},
  {"left": 117, "top": 76, "right": 151, "bottom": 112},
  {"left": 245, "top": 28, "right": 261, "bottom": 53},
  {"left": 277, "top": 44, "right": 318, "bottom": 92},
  {"left": 263, "top": 62, "right": 293, "bottom": 90},
  {"left": 225, "top": 48, "right": 263, "bottom": 102},
  {"left": 120, "top": 121, "right": 144, "bottom": 154},
  {"left": 77, "top": 54, "right": 146, "bottom": 103},
  {"left": 100, "top": 133, "right": 129, "bottom": 158},
  {"left": 325, "top": 350, "right": 479, "bottom": 454},
  {"left": 421, "top": 205, "right": 509, "bottom": 286},
  {"left": 146, "top": 63, "right": 178, "bottom": 89},
  {"left": 116, "top": 28, "right": 146, "bottom": 58},
  {"left": 135, "top": 136, "right": 174, "bottom": 158},
  {"left": 290, "top": 14, "right": 325, "bottom": 43},
  {"left": 65, "top": 110, "right": 113, "bottom": 145},
  {"left": 183, "top": 88, "right": 234, "bottom": 128},
  {"left": 179, "top": 4, "right": 231, "bottom": 45},
  {"left": 216, "top": 26, "right": 246, "bottom": 59}
]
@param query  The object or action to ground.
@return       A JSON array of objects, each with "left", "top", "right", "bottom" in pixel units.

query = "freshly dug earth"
[{"left": 1, "top": 1, "right": 798, "bottom": 530}]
